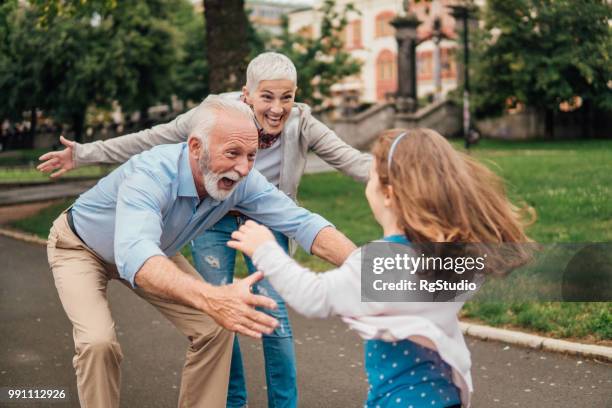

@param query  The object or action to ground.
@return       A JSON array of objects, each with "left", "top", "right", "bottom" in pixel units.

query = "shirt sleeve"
[
  {"left": 73, "top": 106, "right": 198, "bottom": 167},
  {"left": 252, "top": 241, "right": 364, "bottom": 318},
  {"left": 235, "top": 170, "right": 333, "bottom": 254},
  {"left": 114, "top": 171, "right": 170, "bottom": 287}
]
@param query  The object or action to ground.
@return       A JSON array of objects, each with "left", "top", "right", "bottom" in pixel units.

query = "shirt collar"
[
  {"left": 382, "top": 234, "right": 410, "bottom": 244},
  {"left": 178, "top": 143, "right": 199, "bottom": 198}
]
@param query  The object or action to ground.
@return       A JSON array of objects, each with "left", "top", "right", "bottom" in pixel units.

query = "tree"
[
  {"left": 110, "top": 1, "right": 181, "bottom": 125},
  {"left": 470, "top": 0, "right": 612, "bottom": 137},
  {"left": 0, "top": 1, "right": 124, "bottom": 142},
  {"left": 28, "top": 0, "right": 116, "bottom": 22},
  {"left": 271, "top": 0, "right": 362, "bottom": 107},
  {"left": 204, "top": 0, "right": 251, "bottom": 93},
  {"left": 3, "top": 1, "right": 184, "bottom": 141},
  {"left": 0, "top": 2, "right": 50, "bottom": 144},
  {"left": 35, "top": 8, "right": 120, "bottom": 142},
  {"left": 172, "top": 0, "right": 208, "bottom": 105}
]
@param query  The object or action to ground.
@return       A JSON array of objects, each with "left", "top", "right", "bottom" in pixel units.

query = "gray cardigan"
[{"left": 73, "top": 96, "right": 372, "bottom": 201}]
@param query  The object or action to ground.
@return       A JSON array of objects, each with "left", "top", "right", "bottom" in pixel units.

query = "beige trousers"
[{"left": 47, "top": 212, "right": 234, "bottom": 408}]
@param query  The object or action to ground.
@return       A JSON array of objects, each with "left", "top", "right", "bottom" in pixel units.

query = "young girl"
[{"left": 228, "top": 128, "right": 532, "bottom": 408}]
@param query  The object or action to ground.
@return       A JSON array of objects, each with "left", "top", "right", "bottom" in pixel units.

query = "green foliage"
[
  {"left": 44, "top": 12, "right": 122, "bottom": 138},
  {"left": 0, "top": 1, "right": 17, "bottom": 120},
  {"left": 26, "top": 0, "right": 117, "bottom": 26},
  {"left": 10, "top": 198, "right": 76, "bottom": 238},
  {"left": 110, "top": 1, "right": 181, "bottom": 117},
  {"left": 0, "top": 165, "right": 111, "bottom": 184},
  {"left": 0, "top": 2, "right": 120, "bottom": 140},
  {"left": 0, "top": 1, "right": 202, "bottom": 140},
  {"left": 171, "top": 0, "right": 208, "bottom": 104},
  {"left": 271, "top": 0, "right": 362, "bottom": 107},
  {"left": 470, "top": 0, "right": 612, "bottom": 118}
]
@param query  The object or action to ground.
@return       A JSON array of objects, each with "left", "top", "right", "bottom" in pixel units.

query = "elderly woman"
[{"left": 38, "top": 52, "right": 371, "bottom": 408}]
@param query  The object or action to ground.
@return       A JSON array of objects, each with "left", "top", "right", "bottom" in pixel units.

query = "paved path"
[
  {"left": 304, "top": 153, "right": 335, "bottom": 175},
  {"left": 1, "top": 235, "right": 610, "bottom": 408},
  {"left": 0, "top": 181, "right": 96, "bottom": 206}
]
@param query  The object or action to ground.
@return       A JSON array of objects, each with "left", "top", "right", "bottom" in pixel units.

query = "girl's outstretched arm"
[{"left": 228, "top": 221, "right": 362, "bottom": 319}]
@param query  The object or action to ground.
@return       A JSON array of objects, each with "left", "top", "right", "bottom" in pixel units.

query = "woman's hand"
[
  {"left": 37, "top": 135, "right": 75, "bottom": 178},
  {"left": 227, "top": 220, "right": 275, "bottom": 258}
]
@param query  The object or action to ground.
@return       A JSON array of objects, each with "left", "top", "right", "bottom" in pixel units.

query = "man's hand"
[
  {"left": 227, "top": 220, "right": 275, "bottom": 258},
  {"left": 37, "top": 135, "right": 75, "bottom": 178},
  {"left": 135, "top": 256, "right": 278, "bottom": 339},
  {"left": 202, "top": 272, "right": 279, "bottom": 338}
]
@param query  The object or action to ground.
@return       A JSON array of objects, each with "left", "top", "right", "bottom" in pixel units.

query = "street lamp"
[
  {"left": 432, "top": 16, "right": 443, "bottom": 102},
  {"left": 449, "top": 2, "right": 479, "bottom": 149}
]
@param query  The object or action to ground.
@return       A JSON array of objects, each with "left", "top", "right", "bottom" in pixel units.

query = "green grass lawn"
[
  {"left": 0, "top": 148, "right": 48, "bottom": 166},
  {"left": 0, "top": 165, "right": 113, "bottom": 184},
  {"left": 0, "top": 148, "right": 114, "bottom": 184},
  {"left": 7, "top": 138, "right": 612, "bottom": 341}
]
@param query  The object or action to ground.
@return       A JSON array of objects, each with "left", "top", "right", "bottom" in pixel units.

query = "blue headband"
[{"left": 387, "top": 132, "right": 407, "bottom": 172}]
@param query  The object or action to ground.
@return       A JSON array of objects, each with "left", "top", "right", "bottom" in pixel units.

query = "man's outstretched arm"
[
  {"left": 135, "top": 255, "right": 279, "bottom": 339},
  {"left": 310, "top": 226, "right": 357, "bottom": 266},
  {"left": 114, "top": 171, "right": 278, "bottom": 339},
  {"left": 236, "top": 171, "right": 358, "bottom": 267}
]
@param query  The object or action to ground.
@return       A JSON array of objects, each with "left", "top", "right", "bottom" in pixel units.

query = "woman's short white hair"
[
  {"left": 189, "top": 94, "right": 255, "bottom": 150},
  {"left": 246, "top": 52, "right": 297, "bottom": 93}
]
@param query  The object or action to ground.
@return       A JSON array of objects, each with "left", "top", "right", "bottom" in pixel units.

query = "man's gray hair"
[
  {"left": 189, "top": 94, "right": 255, "bottom": 149},
  {"left": 246, "top": 52, "right": 297, "bottom": 93}
]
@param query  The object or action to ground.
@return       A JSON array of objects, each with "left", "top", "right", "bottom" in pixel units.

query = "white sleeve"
[{"left": 252, "top": 241, "right": 364, "bottom": 318}]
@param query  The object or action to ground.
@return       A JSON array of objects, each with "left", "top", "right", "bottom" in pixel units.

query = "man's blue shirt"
[{"left": 72, "top": 143, "right": 332, "bottom": 287}]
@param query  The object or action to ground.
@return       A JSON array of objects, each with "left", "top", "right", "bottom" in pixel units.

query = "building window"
[
  {"left": 298, "top": 25, "right": 313, "bottom": 39},
  {"left": 441, "top": 48, "right": 456, "bottom": 78},
  {"left": 352, "top": 19, "right": 362, "bottom": 48},
  {"left": 375, "top": 11, "right": 396, "bottom": 38},
  {"left": 345, "top": 19, "right": 362, "bottom": 49},
  {"left": 417, "top": 51, "right": 433, "bottom": 81},
  {"left": 376, "top": 49, "right": 397, "bottom": 101}
]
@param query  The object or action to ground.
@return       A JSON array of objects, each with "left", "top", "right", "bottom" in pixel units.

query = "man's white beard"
[{"left": 200, "top": 155, "right": 243, "bottom": 201}]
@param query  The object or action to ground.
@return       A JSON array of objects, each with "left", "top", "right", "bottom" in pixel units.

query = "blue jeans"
[{"left": 191, "top": 214, "right": 297, "bottom": 408}]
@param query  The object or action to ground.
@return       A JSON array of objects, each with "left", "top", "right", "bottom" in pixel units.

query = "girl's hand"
[
  {"left": 228, "top": 220, "right": 275, "bottom": 258},
  {"left": 37, "top": 135, "right": 76, "bottom": 178}
]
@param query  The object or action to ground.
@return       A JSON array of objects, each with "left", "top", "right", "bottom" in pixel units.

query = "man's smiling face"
[
  {"left": 196, "top": 109, "right": 258, "bottom": 200},
  {"left": 243, "top": 79, "right": 296, "bottom": 135}
]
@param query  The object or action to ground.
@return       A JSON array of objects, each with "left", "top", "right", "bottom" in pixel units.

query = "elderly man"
[
  {"left": 39, "top": 52, "right": 371, "bottom": 408},
  {"left": 46, "top": 95, "right": 355, "bottom": 408}
]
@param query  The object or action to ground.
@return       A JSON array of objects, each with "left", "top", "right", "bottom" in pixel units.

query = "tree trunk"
[
  {"left": 29, "top": 109, "right": 37, "bottom": 149},
  {"left": 545, "top": 108, "right": 555, "bottom": 139},
  {"left": 72, "top": 111, "right": 85, "bottom": 143},
  {"left": 204, "top": 0, "right": 250, "bottom": 93},
  {"left": 139, "top": 106, "right": 150, "bottom": 128},
  {"left": 581, "top": 98, "right": 592, "bottom": 139}
]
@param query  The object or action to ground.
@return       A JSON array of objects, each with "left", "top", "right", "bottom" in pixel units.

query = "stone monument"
[{"left": 390, "top": 2, "right": 421, "bottom": 113}]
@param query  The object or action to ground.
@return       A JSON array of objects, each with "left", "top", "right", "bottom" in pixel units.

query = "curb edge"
[{"left": 459, "top": 322, "right": 612, "bottom": 363}]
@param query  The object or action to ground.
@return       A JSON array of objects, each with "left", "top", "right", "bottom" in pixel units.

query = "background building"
[
  {"left": 192, "top": 0, "right": 313, "bottom": 36},
  {"left": 288, "top": 0, "right": 464, "bottom": 105},
  {"left": 248, "top": 0, "right": 313, "bottom": 35}
]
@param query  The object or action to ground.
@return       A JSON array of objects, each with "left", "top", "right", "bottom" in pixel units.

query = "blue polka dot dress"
[{"left": 363, "top": 338, "right": 462, "bottom": 408}]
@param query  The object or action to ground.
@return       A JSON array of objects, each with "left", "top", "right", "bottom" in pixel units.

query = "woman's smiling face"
[{"left": 243, "top": 79, "right": 296, "bottom": 135}]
